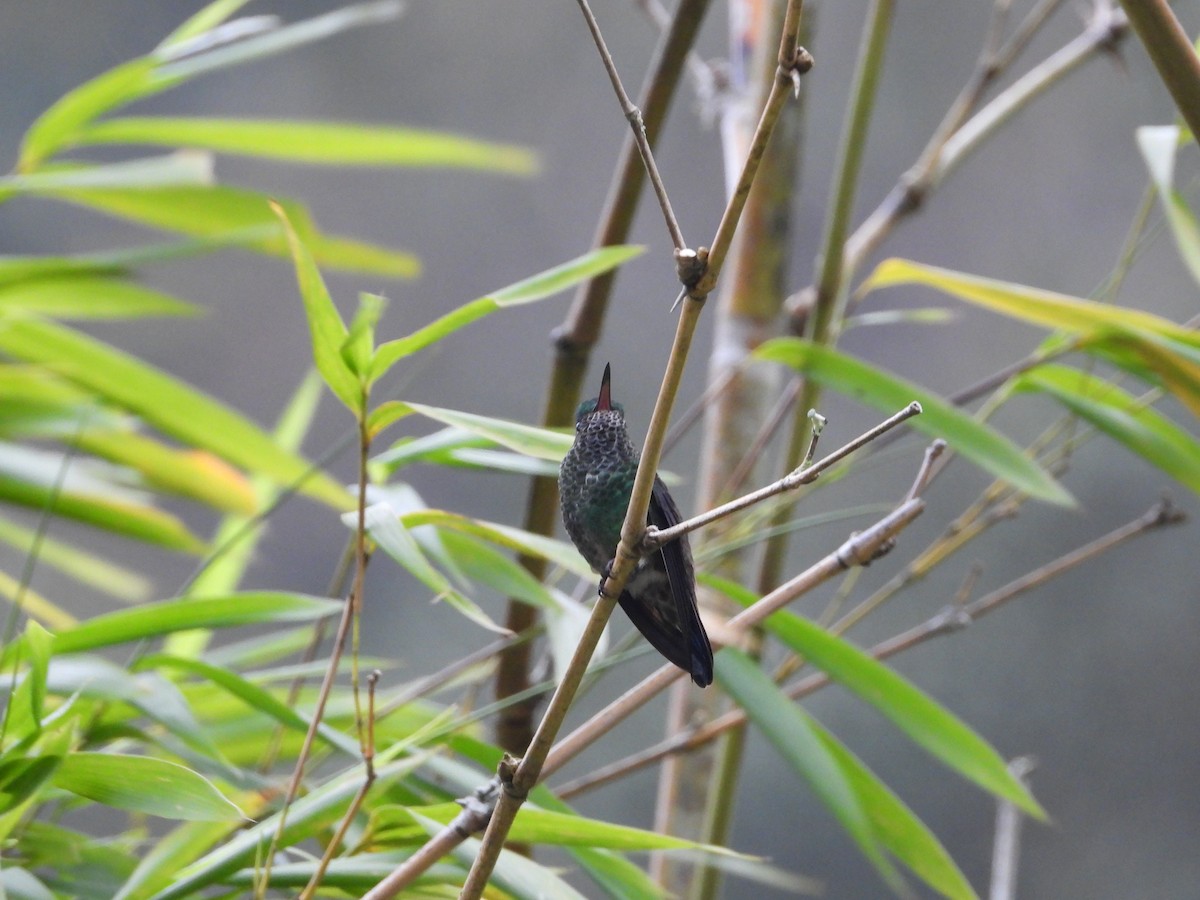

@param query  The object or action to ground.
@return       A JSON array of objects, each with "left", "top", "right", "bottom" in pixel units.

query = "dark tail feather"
[{"left": 649, "top": 477, "right": 714, "bottom": 687}]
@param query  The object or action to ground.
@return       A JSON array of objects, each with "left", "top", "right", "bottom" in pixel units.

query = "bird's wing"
[{"left": 645, "top": 476, "right": 713, "bottom": 687}]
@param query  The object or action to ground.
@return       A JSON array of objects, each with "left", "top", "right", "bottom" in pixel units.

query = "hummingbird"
[{"left": 559, "top": 363, "right": 714, "bottom": 687}]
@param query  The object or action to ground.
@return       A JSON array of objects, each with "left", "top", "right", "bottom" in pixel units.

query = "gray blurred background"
[{"left": 2, "top": 1, "right": 1198, "bottom": 896}]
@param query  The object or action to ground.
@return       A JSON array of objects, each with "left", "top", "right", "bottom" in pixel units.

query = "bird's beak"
[{"left": 597, "top": 363, "right": 613, "bottom": 411}]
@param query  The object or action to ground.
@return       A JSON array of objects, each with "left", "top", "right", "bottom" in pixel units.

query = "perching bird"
[{"left": 559, "top": 363, "right": 713, "bottom": 687}]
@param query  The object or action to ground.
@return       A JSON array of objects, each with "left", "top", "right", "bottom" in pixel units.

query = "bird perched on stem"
[{"left": 559, "top": 363, "right": 713, "bottom": 687}]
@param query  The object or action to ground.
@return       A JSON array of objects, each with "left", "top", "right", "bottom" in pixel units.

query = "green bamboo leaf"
[
  {"left": 1136, "top": 126, "right": 1200, "bottom": 285},
  {"left": 411, "top": 802, "right": 744, "bottom": 854},
  {"left": 409, "top": 811, "right": 591, "bottom": 900},
  {"left": 746, "top": 604, "right": 1044, "bottom": 818},
  {"left": 437, "top": 530, "right": 557, "bottom": 609},
  {"left": 271, "top": 202, "right": 360, "bottom": 412},
  {"left": 0, "top": 229, "right": 281, "bottom": 286},
  {"left": 134, "top": 653, "right": 359, "bottom": 756},
  {"left": 372, "top": 246, "right": 644, "bottom": 376},
  {"left": 862, "top": 258, "right": 1200, "bottom": 347},
  {"left": 370, "top": 427, "right": 494, "bottom": 472},
  {"left": 1016, "top": 365, "right": 1200, "bottom": 494},
  {"left": 1086, "top": 329, "right": 1200, "bottom": 419},
  {"left": 158, "top": 0, "right": 256, "bottom": 48},
  {"left": 341, "top": 292, "right": 386, "bottom": 379},
  {"left": 170, "top": 370, "right": 326, "bottom": 657},
  {"left": 111, "top": 819, "right": 234, "bottom": 900},
  {"left": 24, "top": 620, "right": 52, "bottom": 727},
  {"left": 0, "top": 446, "right": 205, "bottom": 553},
  {"left": 374, "top": 402, "right": 573, "bottom": 463},
  {"left": 400, "top": 508, "right": 592, "bottom": 578},
  {"left": 757, "top": 338, "right": 1072, "bottom": 505},
  {"left": 0, "top": 570, "right": 75, "bottom": 631},
  {"left": 20, "top": 2, "right": 403, "bottom": 169},
  {"left": 53, "top": 185, "right": 419, "bottom": 277},
  {"left": 1, "top": 867, "right": 58, "bottom": 900},
  {"left": 149, "top": 757, "right": 421, "bottom": 899},
  {"left": 53, "top": 753, "right": 241, "bottom": 822},
  {"left": 51, "top": 592, "right": 341, "bottom": 655},
  {"left": 0, "top": 275, "right": 198, "bottom": 319},
  {"left": 717, "top": 648, "right": 904, "bottom": 893},
  {"left": 153, "top": 2, "right": 403, "bottom": 82},
  {"left": 0, "top": 757, "right": 62, "bottom": 815},
  {"left": 75, "top": 430, "right": 257, "bottom": 514},
  {"left": 43, "top": 657, "right": 222, "bottom": 761},
  {"left": 0, "top": 317, "right": 350, "bottom": 509},
  {"left": 78, "top": 117, "right": 539, "bottom": 175},
  {"left": 1, "top": 153, "right": 212, "bottom": 196},
  {"left": 0, "top": 515, "right": 150, "bottom": 601},
  {"left": 811, "top": 720, "right": 978, "bottom": 900},
  {"left": 356, "top": 502, "right": 507, "bottom": 633},
  {"left": 3, "top": 620, "right": 55, "bottom": 743},
  {"left": 20, "top": 58, "right": 171, "bottom": 169}
]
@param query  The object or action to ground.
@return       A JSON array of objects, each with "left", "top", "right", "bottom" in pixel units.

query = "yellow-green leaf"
[
  {"left": 272, "top": 202, "right": 360, "bottom": 412},
  {"left": 371, "top": 246, "right": 643, "bottom": 376},
  {"left": 0, "top": 317, "right": 349, "bottom": 509},
  {"left": 53, "top": 753, "right": 241, "bottom": 821},
  {"left": 757, "top": 338, "right": 1072, "bottom": 505},
  {"left": 78, "top": 117, "right": 538, "bottom": 175},
  {"left": 863, "top": 258, "right": 1200, "bottom": 347},
  {"left": 1016, "top": 365, "right": 1200, "bottom": 494}
]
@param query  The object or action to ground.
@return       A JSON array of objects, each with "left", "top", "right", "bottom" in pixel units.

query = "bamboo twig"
[
  {"left": 645, "top": 401, "right": 921, "bottom": 548},
  {"left": 555, "top": 499, "right": 1183, "bottom": 797}
]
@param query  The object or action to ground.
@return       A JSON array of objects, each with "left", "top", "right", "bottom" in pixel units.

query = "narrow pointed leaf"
[
  {"left": 410, "top": 811, "right": 591, "bottom": 900},
  {"left": 863, "top": 258, "right": 1200, "bottom": 347},
  {"left": 78, "top": 117, "right": 539, "bottom": 174},
  {"left": 1136, "top": 125, "right": 1200, "bottom": 285},
  {"left": 438, "top": 529, "right": 557, "bottom": 609},
  {"left": 0, "top": 455, "right": 205, "bottom": 553},
  {"left": 2, "top": 153, "right": 212, "bottom": 195},
  {"left": 1016, "top": 365, "right": 1200, "bottom": 494},
  {"left": 743, "top": 602, "right": 1044, "bottom": 818},
  {"left": 0, "top": 515, "right": 150, "bottom": 601},
  {"left": 372, "top": 245, "right": 643, "bottom": 376},
  {"left": 50, "top": 592, "right": 341, "bottom": 655},
  {"left": 0, "top": 275, "right": 198, "bottom": 319},
  {"left": 53, "top": 753, "right": 241, "bottom": 821},
  {"left": 20, "top": 2, "right": 403, "bottom": 169},
  {"left": 158, "top": 0, "right": 260, "bottom": 49},
  {"left": 75, "top": 430, "right": 256, "bottom": 514},
  {"left": 374, "top": 402, "right": 573, "bottom": 462},
  {"left": 151, "top": 757, "right": 421, "bottom": 899},
  {"left": 717, "top": 648, "right": 904, "bottom": 892},
  {"left": 400, "top": 508, "right": 592, "bottom": 577},
  {"left": 134, "top": 653, "right": 359, "bottom": 756},
  {"left": 354, "top": 503, "right": 507, "bottom": 633},
  {"left": 0, "top": 570, "right": 76, "bottom": 631},
  {"left": 1086, "top": 329, "right": 1200, "bottom": 419},
  {"left": 341, "top": 291, "right": 386, "bottom": 378},
  {"left": 271, "top": 202, "right": 359, "bottom": 411},
  {"left": 0, "top": 317, "right": 350, "bottom": 509},
  {"left": 757, "top": 338, "right": 1072, "bottom": 505},
  {"left": 811, "top": 720, "right": 978, "bottom": 900},
  {"left": 53, "top": 185, "right": 419, "bottom": 276}
]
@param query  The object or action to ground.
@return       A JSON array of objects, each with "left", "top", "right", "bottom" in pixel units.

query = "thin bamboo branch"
[
  {"left": 495, "top": 0, "right": 714, "bottom": 757},
  {"left": 645, "top": 401, "right": 921, "bottom": 547},
  {"left": 833, "top": 1, "right": 1127, "bottom": 293},
  {"left": 258, "top": 398, "right": 373, "bottom": 896},
  {"left": 574, "top": 0, "right": 687, "bottom": 251},
  {"left": 371, "top": 472, "right": 925, "bottom": 897},
  {"left": 989, "top": 756, "right": 1037, "bottom": 900},
  {"left": 1119, "top": 0, "right": 1200, "bottom": 142},
  {"left": 555, "top": 499, "right": 1182, "bottom": 797}
]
